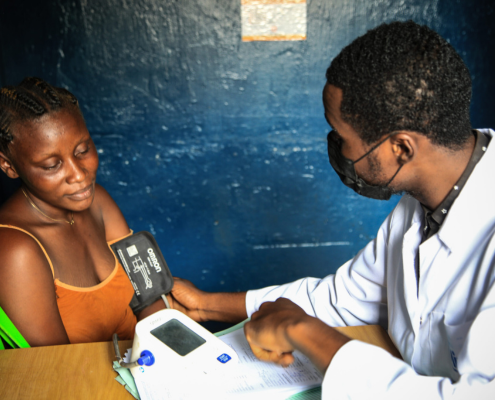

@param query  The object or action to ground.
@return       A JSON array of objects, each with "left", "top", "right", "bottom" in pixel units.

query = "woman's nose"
[{"left": 66, "top": 158, "right": 87, "bottom": 184}]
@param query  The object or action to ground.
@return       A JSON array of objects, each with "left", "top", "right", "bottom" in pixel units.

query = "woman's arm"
[
  {"left": 94, "top": 185, "right": 247, "bottom": 322},
  {"left": 0, "top": 229, "right": 70, "bottom": 346},
  {"left": 94, "top": 184, "right": 168, "bottom": 320}
]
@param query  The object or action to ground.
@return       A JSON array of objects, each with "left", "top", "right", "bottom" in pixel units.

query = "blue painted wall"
[{"left": 1, "top": 0, "right": 494, "bottom": 292}]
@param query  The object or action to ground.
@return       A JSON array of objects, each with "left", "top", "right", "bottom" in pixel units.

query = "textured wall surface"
[{"left": 1, "top": 0, "right": 494, "bottom": 292}]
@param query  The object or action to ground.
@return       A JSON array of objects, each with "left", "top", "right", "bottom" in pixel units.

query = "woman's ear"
[{"left": 0, "top": 152, "right": 19, "bottom": 179}]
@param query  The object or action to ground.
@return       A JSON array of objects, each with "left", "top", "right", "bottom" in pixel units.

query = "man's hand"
[
  {"left": 244, "top": 298, "right": 307, "bottom": 367},
  {"left": 244, "top": 298, "right": 351, "bottom": 373},
  {"left": 167, "top": 277, "right": 248, "bottom": 323},
  {"left": 167, "top": 277, "right": 210, "bottom": 321},
  {"left": 137, "top": 277, "right": 207, "bottom": 321}
]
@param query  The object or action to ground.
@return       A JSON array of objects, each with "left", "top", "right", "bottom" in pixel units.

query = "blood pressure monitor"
[{"left": 128, "top": 309, "right": 238, "bottom": 382}]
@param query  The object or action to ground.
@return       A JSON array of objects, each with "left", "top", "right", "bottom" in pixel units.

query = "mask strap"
[
  {"left": 353, "top": 132, "right": 396, "bottom": 164},
  {"left": 385, "top": 164, "right": 403, "bottom": 187}
]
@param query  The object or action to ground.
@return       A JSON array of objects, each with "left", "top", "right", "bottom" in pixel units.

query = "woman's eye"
[
  {"left": 43, "top": 161, "right": 60, "bottom": 170},
  {"left": 77, "top": 145, "right": 90, "bottom": 156}
]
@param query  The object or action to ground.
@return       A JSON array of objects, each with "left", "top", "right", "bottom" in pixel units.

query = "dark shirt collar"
[{"left": 421, "top": 130, "right": 491, "bottom": 242}]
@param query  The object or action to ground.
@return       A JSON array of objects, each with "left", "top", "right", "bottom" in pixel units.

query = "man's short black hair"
[{"left": 326, "top": 20, "right": 472, "bottom": 149}]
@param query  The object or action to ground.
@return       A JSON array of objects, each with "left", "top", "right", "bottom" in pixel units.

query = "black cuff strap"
[{"left": 111, "top": 231, "right": 174, "bottom": 314}]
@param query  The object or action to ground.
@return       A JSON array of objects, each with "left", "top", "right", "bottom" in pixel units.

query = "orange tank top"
[{"left": 0, "top": 225, "right": 137, "bottom": 344}]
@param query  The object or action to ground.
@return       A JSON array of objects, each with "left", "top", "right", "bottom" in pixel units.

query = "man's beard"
[{"left": 366, "top": 152, "right": 403, "bottom": 196}]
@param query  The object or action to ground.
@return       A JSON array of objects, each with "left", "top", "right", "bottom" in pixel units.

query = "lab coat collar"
[{"left": 436, "top": 129, "right": 495, "bottom": 253}]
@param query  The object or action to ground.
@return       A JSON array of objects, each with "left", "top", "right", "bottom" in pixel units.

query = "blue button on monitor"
[
  {"left": 138, "top": 350, "right": 155, "bottom": 366},
  {"left": 217, "top": 353, "right": 232, "bottom": 363}
]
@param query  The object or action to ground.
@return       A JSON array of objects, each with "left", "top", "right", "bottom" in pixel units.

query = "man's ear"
[
  {"left": 0, "top": 151, "right": 19, "bottom": 179},
  {"left": 390, "top": 132, "right": 417, "bottom": 165}
]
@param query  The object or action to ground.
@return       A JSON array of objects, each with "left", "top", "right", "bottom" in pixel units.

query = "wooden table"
[{"left": 0, "top": 325, "right": 400, "bottom": 400}]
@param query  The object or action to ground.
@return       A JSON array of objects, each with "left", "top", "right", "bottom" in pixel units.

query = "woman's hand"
[{"left": 244, "top": 298, "right": 351, "bottom": 373}]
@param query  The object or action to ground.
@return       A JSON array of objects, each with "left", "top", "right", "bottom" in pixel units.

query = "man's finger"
[
  {"left": 250, "top": 343, "right": 295, "bottom": 367},
  {"left": 278, "top": 352, "right": 295, "bottom": 367}
]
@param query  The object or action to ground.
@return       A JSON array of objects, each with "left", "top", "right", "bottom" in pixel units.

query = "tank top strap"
[
  {"left": 0, "top": 224, "right": 55, "bottom": 278},
  {"left": 107, "top": 230, "right": 133, "bottom": 245}
]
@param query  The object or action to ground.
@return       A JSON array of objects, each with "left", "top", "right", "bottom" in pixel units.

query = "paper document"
[
  {"left": 218, "top": 328, "right": 322, "bottom": 399},
  {"left": 130, "top": 326, "right": 322, "bottom": 400}
]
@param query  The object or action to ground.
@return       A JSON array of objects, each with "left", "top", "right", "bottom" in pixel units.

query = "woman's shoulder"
[
  {"left": 0, "top": 189, "right": 54, "bottom": 273},
  {"left": 91, "top": 183, "right": 130, "bottom": 242},
  {"left": 0, "top": 224, "right": 68, "bottom": 347},
  {"left": 0, "top": 225, "right": 54, "bottom": 278}
]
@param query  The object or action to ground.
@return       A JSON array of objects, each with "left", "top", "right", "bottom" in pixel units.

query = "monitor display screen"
[{"left": 151, "top": 318, "right": 206, "bottom": 356}]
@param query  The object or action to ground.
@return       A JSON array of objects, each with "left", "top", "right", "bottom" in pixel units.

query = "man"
[{"left": 169, "top": 21, "right": 495, "bottom": 398}]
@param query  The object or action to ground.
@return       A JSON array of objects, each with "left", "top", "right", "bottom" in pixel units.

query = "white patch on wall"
[{"left": 241, "top": 0, "right": 307, "bottom": 42}]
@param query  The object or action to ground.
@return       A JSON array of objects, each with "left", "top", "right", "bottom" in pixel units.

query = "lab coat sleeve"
[
  {"left": 245, "top": 208, "right": 393, "bottom": 328},
  {"left": 321, "top": 288, "right": 495, "bottom": 400}
]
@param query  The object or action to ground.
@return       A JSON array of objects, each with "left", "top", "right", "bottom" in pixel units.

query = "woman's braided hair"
[
  {"left": 0, "top": 77, "right": 80, "bottom": 154},
  {"left": 326, "top": 21, "right": 472, "bottom": 149}
]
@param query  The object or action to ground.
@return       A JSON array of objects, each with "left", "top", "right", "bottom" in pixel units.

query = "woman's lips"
[{"left": 67, "top": 183, "right": 94, "bottom": 201}]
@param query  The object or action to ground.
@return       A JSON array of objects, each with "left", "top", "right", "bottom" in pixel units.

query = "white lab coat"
[{"left": 245, "top": 129, "right": 495, "bottom": 399}]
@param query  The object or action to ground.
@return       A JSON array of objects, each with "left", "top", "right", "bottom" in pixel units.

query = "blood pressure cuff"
[{"left": 111, "top": 231, "right": 174, "bottom": 314}]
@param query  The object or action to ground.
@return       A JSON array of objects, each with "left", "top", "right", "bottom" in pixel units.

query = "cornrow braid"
[
  {"left": 0, "top": 113, "right": 13, "bottom": 143},
  {"left": 0, "top": 77, "right": 81, "bottom": 154},
  {"left": 22, "top": 77, "right": 61, "bottom": 107},
  {"left": 57, "top": 88, "right": 78, "bottom": 105},
  {"left": 1, "top": 87, "right": 46, "bottom": 115}
]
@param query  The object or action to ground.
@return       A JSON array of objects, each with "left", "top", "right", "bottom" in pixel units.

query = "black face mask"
[{"left": 327, "top": 130, "right": 402, "bottom": 200}]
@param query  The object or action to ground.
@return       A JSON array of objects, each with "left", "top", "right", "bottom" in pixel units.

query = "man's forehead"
[
  {"left": 323, "top": 84, "right": 343, "bottom": 122},
  {"left": 322, "top": 84, "right": 369, "bottom": 148},
  {"left": 323, "top": 84, "right": 342, "bottom": 104}
]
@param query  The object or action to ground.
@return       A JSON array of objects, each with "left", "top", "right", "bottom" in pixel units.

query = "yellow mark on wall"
[{"left": 241, "top": 0, "right": 307, "bottom": 42}]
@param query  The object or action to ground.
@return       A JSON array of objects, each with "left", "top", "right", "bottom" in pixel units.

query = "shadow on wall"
[{"left": 0, "top": 175, "right": 20, "bottom": 207}]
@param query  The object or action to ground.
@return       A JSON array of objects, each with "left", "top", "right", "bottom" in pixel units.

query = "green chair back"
[{"left": 0, "top": 306, "right": 30, "bottom": 349}]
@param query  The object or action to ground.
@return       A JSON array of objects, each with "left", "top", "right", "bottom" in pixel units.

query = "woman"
[{"left": 0, "top": 77, "right": 163, "bottom": 347}]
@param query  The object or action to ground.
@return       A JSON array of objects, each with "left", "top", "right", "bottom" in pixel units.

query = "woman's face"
[{"left": 7, "top": 108, "right": 99, "bottom": 214}]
